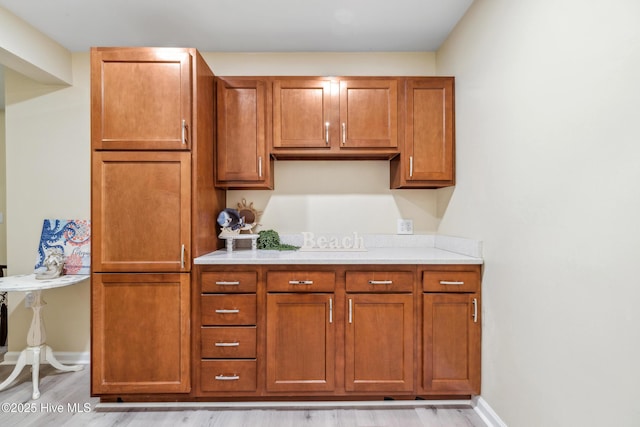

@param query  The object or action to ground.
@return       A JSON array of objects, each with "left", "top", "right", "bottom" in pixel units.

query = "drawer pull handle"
[
  {"left": 215, "top": 374, "right": 240, "bottom": 381},
  {"left": 215, "top": 309, "right": 240, "bottom": 314},
  {"left": 440, "top": 281, "right": 465, "bottom": 286},
  {"left": 289, "top": 280, "right": 313, "bottom": 285},
  {"left": 215, "top": 342, "right": 240, "bottom": 347},
  {"left": 215, "top": 281, "right": 241, "bottom": 286},
  {"left": 368, "top": 280, "right": 393, "bottom": 285}
]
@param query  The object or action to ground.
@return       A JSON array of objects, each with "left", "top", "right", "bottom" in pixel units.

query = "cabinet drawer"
[
  {"left": 346, "top": 271, "right": 414, "bottom": 292},
  {"left": 201, "top": 327, "right": 256, "bottom": 358},
  {"left": 266, "top": 271, "right": 335, "bottom": 292},
  {"left": 201, "top": 294, "right": 257, "bottom": 325},
  {"left": 423, "top": 271, "right": 480, "bottom": 293},
  {"left": 200, "top": 360, "right": 257, "bottom": 392},
  {"left": 201, "top": 271, "right": 257, "bottom": 293}
]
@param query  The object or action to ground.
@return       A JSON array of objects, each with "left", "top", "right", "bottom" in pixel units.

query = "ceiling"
[
  {"left": 0, "top": 0, "right": 473, "bottom": 53},
  {"left": 0, "top": 0, "right": 473, "bottom": 109}
]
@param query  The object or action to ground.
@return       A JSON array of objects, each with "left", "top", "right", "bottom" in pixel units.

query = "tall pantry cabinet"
[{"left": 90, "top": 47, "right": 225, "bottom": 395}]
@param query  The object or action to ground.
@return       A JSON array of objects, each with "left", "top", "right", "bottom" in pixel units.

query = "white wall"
[
  {"left": 5, "top": 54, "right": 90, "bottom": 352},
  {"left": 436, "top": 1, "right": 640, "bottom": 426}
]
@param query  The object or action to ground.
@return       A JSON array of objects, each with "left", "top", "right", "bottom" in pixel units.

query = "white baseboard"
[
  {"left": 473, "top": 396, "right": 508, "bottom": 427},
  {"left": 1, "top": 351, "right": 90, "bottom": 365}
]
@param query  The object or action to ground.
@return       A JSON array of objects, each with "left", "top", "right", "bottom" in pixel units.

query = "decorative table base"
[
  {"left": 0, "top": 344, "right": 82, "bottom": 399},
  {"left": 0, "top": 274, "right": 89, "bottom": 399}
]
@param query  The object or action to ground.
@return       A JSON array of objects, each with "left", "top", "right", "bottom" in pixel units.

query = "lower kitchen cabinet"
[
  {"left": 423, "top": 294, "right": 480, "bottom": 393},
  {"left": 91, "top": 273, "right": 191, "bottom": 394},
  {"left": 192, "top": 263, "right": 481, "bottom": 400},
  {"left": 266, "top": 293, "right": 335, "bottom": 392},
  {"left": 421, "top": 265, "right": 481, "bottom": 394},
  {"left": 345, "top": 293, "right": 414, "bottom": 392}
]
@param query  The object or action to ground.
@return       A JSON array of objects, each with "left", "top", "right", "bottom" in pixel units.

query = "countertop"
[{"left": 194, "top": 234, "right": 483, "bottom": 265}]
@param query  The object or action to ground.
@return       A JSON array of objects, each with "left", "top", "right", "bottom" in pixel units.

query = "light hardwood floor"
[{"left": 0, "top": 363, "right": 487, "bottom": 426}]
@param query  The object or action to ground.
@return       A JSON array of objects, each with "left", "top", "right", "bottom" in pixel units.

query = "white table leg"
[
  {"left": 31, "top": 345, "right": 41, "bottom": 399},
  {"left": 0, "top": 349, "right": 28, "bottom": 392},
  {"left": 44, "top": 345, "right": 83, "bottom": 372},
  {"left": 0, "top": 290, "right": 83, "bottom": 399}
]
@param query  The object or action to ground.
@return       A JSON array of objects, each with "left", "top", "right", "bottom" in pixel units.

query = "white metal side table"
[{"left": 0, "top": 274, "right": 89, "bottom": 399}]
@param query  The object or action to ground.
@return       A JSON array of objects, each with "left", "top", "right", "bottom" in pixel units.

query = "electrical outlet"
[{"left": 397, "top": 219, "right": 413, "bottom": 235}]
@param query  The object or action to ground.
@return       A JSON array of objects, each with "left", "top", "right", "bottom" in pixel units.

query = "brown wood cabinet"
[
  {"left": 266, "top": 293, "right": 336, "bottom": 392},
  {"left": 91, "top": 47, "right": 225, "bottom": 397},
  {"left": 421, "top": 265, "right": 481, "bottom": 394},
  {"left": 391, "top": 77, "right": 455, "bottom": 188},
  {"left": 216, "top": 75, "right": 454, "bottom": 188},
  {"left": 345, "top": 293, "right": 414, "bottom": 393},
  {"left": 271, "top": 77, "right": 398, "bottom": 158},
  {"left": 194, "top": 264, "right": 480, "bottom": 400},
  {"left": 265, "top": 270, "right": 336, "bottom": 392},
  {"left": 91, "top": 151, "right": 191, "bottom": 273},
  {"left": 344, "top": 270, "right": 414, "bottom": 393},
  {"left": 91, "top": 273, "right": 190, "bottom": 394},
  {"left": 91, "top": 48, "right": 192, "bottom": 151},
  {"left": 215, "top": 77, "right": 273, "bottom": 189}
]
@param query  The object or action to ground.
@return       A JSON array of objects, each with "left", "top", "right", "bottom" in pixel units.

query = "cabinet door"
[
  {"left": 92, "top": 151, "right": 191, "bottom": 272},
  {"left": 403, "top": 78, "right": 455, "bottom": 185},
  {"left": 91, "top": 273, "right": 190, "bottom": 394},
  {"left": 339, "top": 79, "right": 398, "bottom": 149},
  {"left": 266, "top": 293, "right": 335, "bottom": 392},
  {"left": 91, "top": 47, "right": 192, "bottom": 150},
  {"left": 273, "top": 79, "right": 333, "bottom": 148},
  {"left": 216, "top": 78, "right": 272, "bottom": 189},
  {"left": 345, "top": 294, "right": 414, "bottom": 392},
  {"left": 423, "top": 293, "right": 480, "bottom": 394}
]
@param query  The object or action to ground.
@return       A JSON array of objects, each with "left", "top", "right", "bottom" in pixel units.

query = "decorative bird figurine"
[{"left": 217, "top": 208, "right": 246, "bottom": 231}]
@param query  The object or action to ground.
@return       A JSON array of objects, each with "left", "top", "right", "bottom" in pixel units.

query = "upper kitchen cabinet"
[
  {"left": 390, "top": 77, "right": 455, "bottom": 188},
  {"left": 272, "top": 78, "right": 333, "bottom": 149},
  {"left": 271, "top": 77, "right": 398, "bottom": 158},
  {"left": 91, "top": 47, "right": 192, "bottom": 151},
  {"left": 215, "top": 77, "right": 274, "bottom": 189}
]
